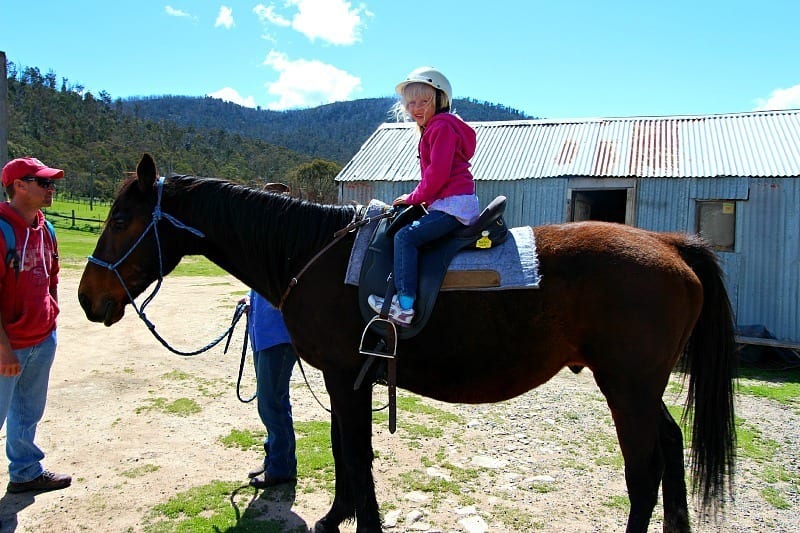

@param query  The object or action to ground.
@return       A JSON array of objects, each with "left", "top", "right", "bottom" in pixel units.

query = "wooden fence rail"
[{"left": 43, "top": 210, "right": 104, "bottom": 232}]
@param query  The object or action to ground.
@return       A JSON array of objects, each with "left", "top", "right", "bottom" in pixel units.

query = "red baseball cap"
[{"left": 2, "top": 157, "right": 65, "bottom": 187}]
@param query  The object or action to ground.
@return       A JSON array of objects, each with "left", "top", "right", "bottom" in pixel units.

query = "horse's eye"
[{"left": 110, "top": 214, "right": 127, "bottom": 231}]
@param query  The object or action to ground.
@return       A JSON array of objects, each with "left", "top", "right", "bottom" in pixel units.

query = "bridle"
[{"left": 87, "top": 176, "right": 247, "bottom": 356}]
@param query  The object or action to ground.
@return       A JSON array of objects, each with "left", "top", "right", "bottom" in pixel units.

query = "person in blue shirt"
[{"left": 245, "top": 290, "right": 298, "bottom": 488}]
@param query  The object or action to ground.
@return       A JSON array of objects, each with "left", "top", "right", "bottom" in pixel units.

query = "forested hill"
[
  {"left": 6, "top": 61, "right": 533, "bottom": 201},
  {"left": 122, "top": 95, "right": 534, "bottom": 165},
  {"left": 6, "top": 64, "right": 317, "bottom": 200}
]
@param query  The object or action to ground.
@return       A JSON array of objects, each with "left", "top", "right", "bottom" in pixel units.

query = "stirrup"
[{"left": 359, "top": 316, "right": 397, "bottom": 358}]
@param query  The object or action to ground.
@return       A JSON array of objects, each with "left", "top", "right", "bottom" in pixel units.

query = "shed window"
[{"left": 695, "top": 201, "right": 736, "bottom": 251}]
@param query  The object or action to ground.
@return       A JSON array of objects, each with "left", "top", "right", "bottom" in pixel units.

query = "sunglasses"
[{"left": 21, "top": 177, "right": 57, "bottom": 189}]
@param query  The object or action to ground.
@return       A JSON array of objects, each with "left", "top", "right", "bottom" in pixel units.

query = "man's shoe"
[
  {"left": 367, "top": 294, "right": 415, "bottom": 326},
  {"left": 248, "top": 463, "right": 266, "bottom": 479},
  {"left": 7, "top": 470, "right": 71, "bottom": 494},
  {"left": 249, "top": 474, "right": 296, "bottom": 489}
]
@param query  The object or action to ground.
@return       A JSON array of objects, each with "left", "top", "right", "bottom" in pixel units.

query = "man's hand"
[{"left": 0, "top": 349, "right": 21, "bottom": 377}]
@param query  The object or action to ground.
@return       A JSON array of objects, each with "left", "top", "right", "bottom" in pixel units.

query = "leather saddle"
[{"left": 357, "top": 196, "right": 509, "bottom": 339}]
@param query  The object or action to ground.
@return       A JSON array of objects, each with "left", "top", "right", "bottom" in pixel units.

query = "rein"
[
  {"left": 87, "top": 177, "right": 247, "bottom": 356},
  {"left": 278, "top": 204, "right": 395, "bottom": 415},
  {"left": 277, "top": 205, "right": 393, "bottom": 310}
]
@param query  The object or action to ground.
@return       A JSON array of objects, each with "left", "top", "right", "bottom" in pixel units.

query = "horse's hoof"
[{"left": 314, "top": 520, "right": 340, "bottom": 533}]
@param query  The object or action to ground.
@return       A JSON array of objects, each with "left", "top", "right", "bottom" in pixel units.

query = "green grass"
[
  {"left": 218, "top": 420, "right": 334, "bottom": 490},
  {"left": 394, "top": 395, "right": 464, "bottom": 424},
  {"left": 492, "top": 504, "right": 543, "bottom": 531},
  {"left": 398, "top": 469, "right": 463, "bottom": 496},
  {"left": 144, "top": 480, "right": 301, "bottom": 533},
  {"left": 602, "top": 494, "right": 630, "bottom": 511},
  {"left": 134, "top": 397, "right": 202, "bottom": 417},
  {"left": 121, "top": 463, "right": 161, "bottom": 478},
  {"left": 49, "top": 197, "right": 111, "bottom": 221},
  {"left": 219, "top": 429, "right": 265, "bottom": 452},
  {"left": 146, "top": 421, "right": 333, "bottom": 531},
  {"left": 761, "top": 486, "right": 791, "bottom": 510},
  {"left": 737, "top": 366, "right": 800, "bottom": 405},
  {"left": 294, "top": 421, "right": 335, "bottom": 489}
]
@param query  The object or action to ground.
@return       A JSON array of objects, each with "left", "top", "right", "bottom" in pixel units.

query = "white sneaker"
[{"left": 367, "top": 294, "right": 415, "bottom": 326}]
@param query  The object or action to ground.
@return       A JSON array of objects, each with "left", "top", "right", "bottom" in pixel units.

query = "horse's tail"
[{"left": 673, "top": 234, "right": 737, "bottom": 516}]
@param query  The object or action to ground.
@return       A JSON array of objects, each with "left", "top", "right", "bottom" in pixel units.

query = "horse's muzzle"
[{"left": 78, "top": 292, "right": 124, "bottom": 326}]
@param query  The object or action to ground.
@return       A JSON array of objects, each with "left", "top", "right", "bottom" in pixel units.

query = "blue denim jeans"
[
  {"left": 0, "top": 330, "right": 57, "bottom": 483},
  {"left": 254, "top": 343, "right": 297, "bottom": 478},
  {"left": 393, "top": 210, "right": 463, "bottom": 300}
]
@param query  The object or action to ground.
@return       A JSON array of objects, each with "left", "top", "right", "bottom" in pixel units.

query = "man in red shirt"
[{"left": 0, "top": 157, "right": 71, "bottom": 493}]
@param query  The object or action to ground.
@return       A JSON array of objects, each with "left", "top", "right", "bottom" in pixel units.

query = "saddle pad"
[{"left": 344, "top": 200, "right": 541, "bottom": 290}]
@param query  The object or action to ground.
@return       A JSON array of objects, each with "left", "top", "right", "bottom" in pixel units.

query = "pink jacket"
[
  {"left": 0, "top": 203, "right": 60, "bottom": 349},
  {"left": 405, "top": 113, "right": 477, "bottom": 206}
]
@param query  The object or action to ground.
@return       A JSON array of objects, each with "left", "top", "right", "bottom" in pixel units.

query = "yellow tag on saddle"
[{"left": 476, "top": 230, "right": 492, "bottom": 249}]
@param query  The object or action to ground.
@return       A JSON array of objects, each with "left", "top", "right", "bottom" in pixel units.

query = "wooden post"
[{"left": 1, "top": 50, "right": 8, "bottom": 169}]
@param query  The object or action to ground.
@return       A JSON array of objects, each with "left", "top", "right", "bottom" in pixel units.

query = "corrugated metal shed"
[
  {"left": 336, "top": 109, "right": 800, "bottom": 183},
  {"left": 337, "top": 108, "right": 800, "bottom": 344}
]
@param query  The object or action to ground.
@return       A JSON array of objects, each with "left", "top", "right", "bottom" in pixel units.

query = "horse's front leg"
[
  {"left": 314, "top": 408, "right": 353, "bottom": 533},
  {"left": 314, "top": 370, "right": 380, "bottom": 533}
]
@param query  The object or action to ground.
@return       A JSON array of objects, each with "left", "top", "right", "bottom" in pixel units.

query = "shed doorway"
[{"left": 570, "top": 189, "right": 628, "bottom": 223}]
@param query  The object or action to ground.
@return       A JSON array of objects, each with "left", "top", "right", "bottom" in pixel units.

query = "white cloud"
[
  {"left": 754, "top": 84, "right": 800, "bottom": 111},
  {"left": 253, "top": 4, "right": 291, "bottom": 27},
  {"left": 165, "top": 6, "right": 191, "bottom": 17},
  {"left": 215, "top": 6, "right": 235, "bottom": 29},
  {"left": 289, "top": 0, "right": 368, "bottom": 45},
  {"left": 207, "top": 87, "right": 257, "bottom": 108},
  {"left": 263, "top": 51, "right": 361, "bottom": 110}
]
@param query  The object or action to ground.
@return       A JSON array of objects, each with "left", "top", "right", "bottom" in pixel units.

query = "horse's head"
[{"left": 78, "top": 154, "right": 190, "bottom": 326}]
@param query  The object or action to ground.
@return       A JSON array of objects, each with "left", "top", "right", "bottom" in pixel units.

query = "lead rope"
[{"left": 228, "top": 304, "right": 258, "bottom": 403}]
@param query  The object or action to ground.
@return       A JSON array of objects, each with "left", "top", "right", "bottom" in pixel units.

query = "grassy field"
[{"left": 46, "top": 198, "right": 226, "bottom": 276}]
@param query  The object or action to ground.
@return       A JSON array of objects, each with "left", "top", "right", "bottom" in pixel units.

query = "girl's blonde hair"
[{"left": 391, "top": 82, "right": 451, "bottom": 123}]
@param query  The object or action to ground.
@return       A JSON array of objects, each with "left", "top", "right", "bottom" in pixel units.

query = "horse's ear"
[{"left": 136, "top": 153, "right": 158, "bottom": 192}]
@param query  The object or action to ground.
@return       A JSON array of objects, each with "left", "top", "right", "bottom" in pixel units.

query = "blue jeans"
[
  {"left": 393, "top": 210, "right": 463, "bottom": 299},
  {"left": 254, "top": 343, "right": 297, "bottom": 478},
  {"left": 0, "top": 330, "right": 57, "bottom": 483}
]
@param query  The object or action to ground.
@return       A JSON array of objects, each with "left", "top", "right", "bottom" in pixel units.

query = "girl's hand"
[{"left": 392, "top": 194, "right": 410, "bottom": 206}]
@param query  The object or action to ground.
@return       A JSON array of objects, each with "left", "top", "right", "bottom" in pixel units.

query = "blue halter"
[{"left": 87, "top": 177, "right": 242, "bottom": 356}]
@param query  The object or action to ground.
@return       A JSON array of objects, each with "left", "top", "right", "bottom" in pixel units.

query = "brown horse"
[{"left": 78, "top": 154, "right": 736, "bottom": 533}]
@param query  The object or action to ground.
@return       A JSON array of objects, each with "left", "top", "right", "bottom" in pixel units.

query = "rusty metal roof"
[{"left": 336, "top": 109, "right": 800, "bottom": 181}]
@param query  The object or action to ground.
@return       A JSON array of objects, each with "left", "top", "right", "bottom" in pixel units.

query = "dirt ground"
[{"left": 0, "top": 270, "right": 796, "bottom": 532}]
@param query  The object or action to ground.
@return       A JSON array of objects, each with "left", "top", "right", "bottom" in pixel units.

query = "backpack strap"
[
  {"left": 44, "top": 219, "right": 58, "bottom": 260},
  {"left": 0, "top": 216, "right": 19, "bottom": 273},
  {"left": 0, "top": 216, "right": 58, "bottom": 274}
]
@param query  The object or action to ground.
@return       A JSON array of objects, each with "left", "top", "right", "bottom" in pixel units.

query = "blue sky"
[{"left": 2, "top": 0, "right": 799, "bottom": 118}]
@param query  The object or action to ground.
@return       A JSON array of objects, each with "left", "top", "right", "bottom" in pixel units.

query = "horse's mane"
[{"left": 162, "top": 174, "right": 356, "bottom": 297}]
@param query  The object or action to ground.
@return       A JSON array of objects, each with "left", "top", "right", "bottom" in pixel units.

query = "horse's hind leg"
[
  {"left": 659, "top": 402, "right": 690, "bottom": 532},
  {"left": 595, "top": 374, "right": 665, "bottom": 533}
]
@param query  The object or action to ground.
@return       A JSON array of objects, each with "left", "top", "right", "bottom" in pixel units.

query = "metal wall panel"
[
  {"left": 635, "top": 178, "right": 691, "bottom": 232},
  {"left": 735, "top": 178, "right": 800, "bottom": 341}
]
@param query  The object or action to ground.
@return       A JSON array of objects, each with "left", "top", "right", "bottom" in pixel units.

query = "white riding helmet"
[{"left": 395, "top": 66, "right": 452, "bottom": 103}]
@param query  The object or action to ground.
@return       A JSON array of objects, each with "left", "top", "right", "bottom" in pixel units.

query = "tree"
[{"left": 289, "top": 160, "right": 341, "bottom": 203}]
